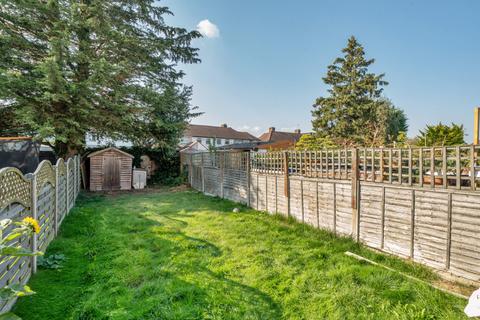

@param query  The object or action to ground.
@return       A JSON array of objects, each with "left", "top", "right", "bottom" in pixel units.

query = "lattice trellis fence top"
[
  {"left": 67, "top": 158, "right": 74, "bottom": 171},
  {"left": 56, "top": 158, "right": 66, "bottom": 176},
  {"left": 0, "top": 167, "right": 32, "bottom": 210},
  {"left": 34, "top": 160, "right": 56, "bottom": 194}
]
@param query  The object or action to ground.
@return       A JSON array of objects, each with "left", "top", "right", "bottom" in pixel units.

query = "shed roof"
[{"left": 87, "top": 147, "right": 134, "bottom": 159}]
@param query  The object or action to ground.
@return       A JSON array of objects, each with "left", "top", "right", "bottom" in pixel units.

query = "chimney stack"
[
  {"left": 220, "top": 123, "right": 227, "bottom": 128},
  {"left": 294, "top": 129, "right": 301, "bottom": 134},
  {"left": 269, "top": 127, "right": 275, "bottom": 132}
]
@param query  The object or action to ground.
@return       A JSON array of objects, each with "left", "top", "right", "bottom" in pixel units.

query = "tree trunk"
[{"left": 55, "top": 139, "right": 83, "bottom": 159}]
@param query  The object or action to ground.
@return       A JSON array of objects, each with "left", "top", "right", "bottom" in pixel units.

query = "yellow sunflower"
[{"left": 22, "top": 217, "right": 40, "bottom": 234}]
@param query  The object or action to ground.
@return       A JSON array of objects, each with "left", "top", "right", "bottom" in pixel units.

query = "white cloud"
[{"left": 197, "top": 19, "right": 220, "bottom": 38}]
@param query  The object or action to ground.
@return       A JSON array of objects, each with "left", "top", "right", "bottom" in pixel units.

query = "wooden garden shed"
[{"left": 87, "top": 147, "right": 134, "bottom": 191}]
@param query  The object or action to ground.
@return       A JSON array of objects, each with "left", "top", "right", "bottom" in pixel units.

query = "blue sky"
[{"left": 163, "top": 0, "right": 479, "bottom": 141}]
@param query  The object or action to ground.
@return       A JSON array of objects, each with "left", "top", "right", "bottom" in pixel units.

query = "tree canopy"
[
  {"left": 311, "top": 36, "right": 407, "bottom": 147},
  {"left": 0, "top": 0, "right": 200, "bottom": 156},
  {"left": 295, "top": 134, "right": 337, "bottom": 150},
  {"left": 415, "top": 122, "right": 465, "bottom": 147}
]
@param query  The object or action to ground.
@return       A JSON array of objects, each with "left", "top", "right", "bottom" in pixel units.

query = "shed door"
[{"left": 103, "top": 157, "right": 121, "bottom": 190}]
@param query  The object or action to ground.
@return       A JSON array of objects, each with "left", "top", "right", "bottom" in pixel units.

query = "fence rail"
[{"left": 0, "top": 155, "right": 81, "bottom": 312}]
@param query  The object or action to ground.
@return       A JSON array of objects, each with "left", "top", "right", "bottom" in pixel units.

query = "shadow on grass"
[{"left": 13, "top": 191, "right": 282, "bottom": 320}]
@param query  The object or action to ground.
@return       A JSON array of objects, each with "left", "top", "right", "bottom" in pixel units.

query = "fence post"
[
  {"left": 470, "top": 145, "right": 476, "bottom": 191},
  {"left": 265, "top": 175, "right": 268, "bottom": 212},
  {"left": 247, "top": 152, "right": 251, "bottom": 206},
  {"left": 351, "top": 148, "right": 360, "bottom": 239},
  {"left": 333, "top": 182, "right": 337, "bottom": 235},
  {"left": 201, "top": 153, "right": 205, "bottom": 193},
  {"left": 77, "top": 155, "right": 81, "bottom": 197},
  {"left": 300, "top": 179, "right": 304, "bottom": 222},
  {"left": 74, "top": 156, "right": 78, "bottom": 197},
  {"left": 283, "top": 151, "right": 290, "bottom": 216},
  {"left": 410, "top": 189, "right": 416, "bottom": 259},
  {"left": 445, "top": 192, "right": 452, "bottom": 270},
  {"left": 73, "top": 156, "right": 77, "bottom": 199},
  {"left": 31, "top": 172, "right": 38, "bottom": 273},
  {"left": 256, "top": 174, "right": 259, "bottom": 210},
  {"left": 275, "top": 175, "right": 278, "bottom": 213},
  {"left": 380, "top": 186, "right": 386, "bottom": 249},
  {"left": 66, "top": 160, "right": 70, "bottom": 213},
  {"left": 54, "top": 164, "right": 59, "bottom": 236},
  {"left": 189, "top": 154, "right": 193, "bottom": 187},
  {"left": 220, "top": 152, "right": 225, "bottom": 198}
]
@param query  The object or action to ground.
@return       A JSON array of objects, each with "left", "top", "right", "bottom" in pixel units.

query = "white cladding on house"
[
  {"left": 181, "top": 124, "right": 258, "bottom": 147},
  {"left": 181, "top": 136, "right": 252, "bottom": 146}
]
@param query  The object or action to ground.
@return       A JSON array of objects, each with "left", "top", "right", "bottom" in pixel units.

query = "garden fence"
[
  {"left": 182, "top": 147, "right": 480, "bottom": 284},
  {"left": 0, "top": 155, "right": 81, "bottom": 312}
]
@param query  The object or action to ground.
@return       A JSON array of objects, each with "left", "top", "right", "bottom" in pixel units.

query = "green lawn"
[{"left": 13, "top": 189, "right": 468, "bottom": 320}]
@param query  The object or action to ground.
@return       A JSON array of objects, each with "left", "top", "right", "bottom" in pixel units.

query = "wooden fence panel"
[
  {"left": 0, "top": 203, "right": 33, "bottom": 312},
  {"left": 317, "top": 182, "right": 335, "bottom": 231},
  {"left": 223, "top": 169, "right": 248, "bottom": 204},
  {"left": 67, "top": 159, "right": 75, "bottom": 211},
  {"left": 334, "top": 183, "right": 352, "bottom": 236},
  {"left": 449, "top": 193, "right": 480, "bottom": 281},
  {"left": 413, "top": 190, "right": 449, "bottom": 270},
  {"left": 265, "top": 175, "right": 277, "bottom": 214},
  {"left": 57, "top": 174, "right": 67, "bottom": 226},
  {"left": 249, "top": 173, "right": 258, "bottom": 211},
  {"left": 359, "top": 185, "right": 383, "bottom": 249},
  {"left": 204, "top": 167, "right": 221, "bottom": 197},
  {"left": 0, "top": 155, "right": 80, "bottom": 313},
  {"left": 256, "top": 174, "right": 267, "bottom": 212},
  {"left": 302, "top": 179, "right": 318, "bottom": 227},
  {"left": 275, "top": 176, "right": 288, "bottom": 217},
  {"left": 289, "top": 179, "right": 303, "bottom": 222},
  {"left": 36, "top": 184, "right": 55, "bottom": 252},
  {"left": 382, "top": 188, "right": 412, "bottom": 258}
]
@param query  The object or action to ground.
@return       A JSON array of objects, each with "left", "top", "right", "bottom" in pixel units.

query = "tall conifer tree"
[
  {"left": 312, "top": 36, "right": 406, "bottom": 147},
  {"left": 0, "top": 0, "right": 200, "bottom": 156}
]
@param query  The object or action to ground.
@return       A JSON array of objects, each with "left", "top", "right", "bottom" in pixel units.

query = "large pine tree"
[
  {"left": 312, "top": 36, "right": 406, "bottom": 147},
  {"left": 0, "top": 0, "right": 200, "bottom": 156}
]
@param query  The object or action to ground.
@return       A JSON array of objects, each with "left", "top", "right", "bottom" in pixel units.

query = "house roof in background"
[
  {"left": 257, "top": 140, "right": 297, "bottom": 150},
  {"left": 185, "top": 124, "right": 259, "bottom": 141},
  {"left": 258, "top": 128, "right": 302, "bottom": 143}
]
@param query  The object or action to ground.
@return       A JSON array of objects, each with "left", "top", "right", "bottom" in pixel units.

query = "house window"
[
  {"left": 225, "top": 139, "right": 230, "bottom": 145},
  {"left": 216, "top": 138, "right": 222, "bottom": 145},
  {"left": 196, "top": 138, "right": 202, "bottom": 143}
]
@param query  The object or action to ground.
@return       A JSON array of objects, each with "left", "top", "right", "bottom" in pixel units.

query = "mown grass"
[{"left": 13, "top": 189, "right": 468, "bottom": 319}]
